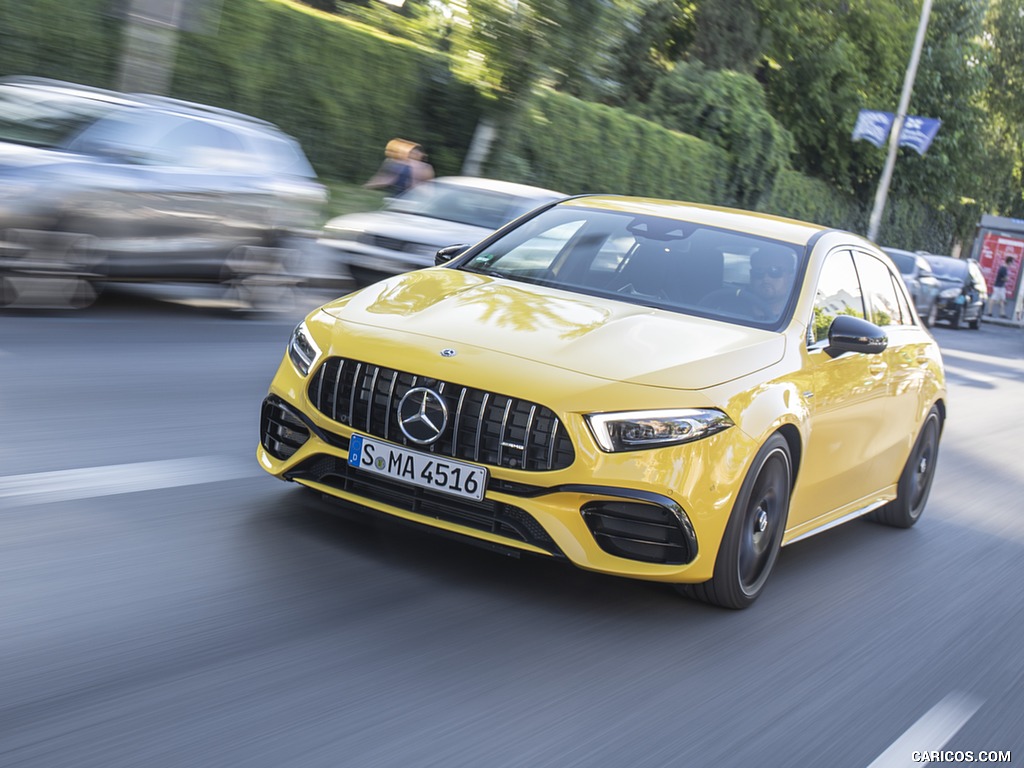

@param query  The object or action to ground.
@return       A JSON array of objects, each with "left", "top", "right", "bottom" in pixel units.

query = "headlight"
[
  {"left": 288, "top": 320, "right": 321, "bottom": 376},
  {"left": 939, "top": 287, "right": 961, "bottom": 299},
  {"left": 585, "top": 408, "right": 734, "bottom": 452}
]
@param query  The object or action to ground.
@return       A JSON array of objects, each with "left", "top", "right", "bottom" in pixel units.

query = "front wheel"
[
  {"left": 678, "top": 434, "right": 792, "bottom": 609},
  {"left": 869, "top": 406, "right": 941, "bottom": 528}
]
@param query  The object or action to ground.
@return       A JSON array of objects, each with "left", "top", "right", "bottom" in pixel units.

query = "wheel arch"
[
  {"left": 775, "top": 422, "right": 802, "bottom": 490},
  {"left": 932, "top": 398, "right": 947, "bottom": 433}
]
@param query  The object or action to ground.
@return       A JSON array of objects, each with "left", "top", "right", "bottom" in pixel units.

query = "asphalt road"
[{"left": 2, "top": 290, "right": 1022, "bottom": 768}]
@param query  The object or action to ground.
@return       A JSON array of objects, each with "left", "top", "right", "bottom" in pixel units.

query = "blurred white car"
[{"left": 319, "top": 176, "right": 566, "bottom": 285}]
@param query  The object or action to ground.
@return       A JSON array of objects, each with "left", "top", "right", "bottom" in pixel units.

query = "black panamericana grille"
[
  {"left": 307, "top": 358, "right": 575, "bottom": 472},
  {"left": 286, "top": 455, "right": 562, "bottom": 555}
]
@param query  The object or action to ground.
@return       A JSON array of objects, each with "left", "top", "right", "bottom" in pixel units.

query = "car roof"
[
  {"left": 0, "top": 75, "right": 136, "bottom": 107},
  {"left": 0, "top": 75, "right": 277, "bottom": 131},
  {"left": 433, "top": 176, "right": 566, "bottom": 200},
  {"left": 560, "top": 195, "right": 828, "bottom": 246}
]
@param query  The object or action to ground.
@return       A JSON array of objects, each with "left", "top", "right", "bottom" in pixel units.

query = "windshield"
[
  {"left": 925, "top": 257, "right": 967, "bottom": 280},
  {"left": 458, "top": 205, "right": 804, "bottom": 328},
  {"left": 0, "top": 84, "right": 120, "bottom": 149},
  {"left": 385, "top": 180, "right": 544, "bottom": 229}
]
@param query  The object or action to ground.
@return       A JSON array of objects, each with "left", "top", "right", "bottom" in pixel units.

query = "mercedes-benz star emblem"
[{"left": 397, "top": 387, "right": 449, "bottom": 445}]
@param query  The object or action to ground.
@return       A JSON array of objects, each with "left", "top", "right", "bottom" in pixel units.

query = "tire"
[
  {"left": 869, "top": 406, "right": 941, "bottom": 528},
  {"left": 968, "top": 312, "right": 980, "bottom": 330},
  {"left": 678, "top": 434, "right": 791, "bottom": 609},
  {"left": 949, "top": 307, "right": 961, "bottom": 329}
]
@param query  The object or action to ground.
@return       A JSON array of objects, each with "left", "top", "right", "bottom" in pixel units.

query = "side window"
[
  {"left": 892, "top": 272, "right": 914, "bottom": 322},
  {"left": 810, "top": 250, "right": 864, "bottom": 344},
  {"left": 156, "top": 118, "right": 244, "bottom": 168},
  {"left": 856, "top": 252, "right": 906, "bottom": 327}
]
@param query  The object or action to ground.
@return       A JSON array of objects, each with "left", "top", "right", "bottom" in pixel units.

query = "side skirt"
[{"left": 782, "top": 499, "right": 888, "bottom": 547}]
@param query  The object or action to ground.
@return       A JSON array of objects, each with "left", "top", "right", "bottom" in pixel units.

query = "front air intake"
[
  {"left": 582, "top": 500, "right": 696, "bottom": 565},
  {"left": 261, "top": 397, "right": 310, "bottom": 460}
]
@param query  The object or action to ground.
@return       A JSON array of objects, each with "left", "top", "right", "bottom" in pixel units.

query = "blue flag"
[
  {"left": 852, "top": 110, "right": 895, "bottom": 148},
  {"left": 898, "top": 116, "right": 942, "bottom": 154}
]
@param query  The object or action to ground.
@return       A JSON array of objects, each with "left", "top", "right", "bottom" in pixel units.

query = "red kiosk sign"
[{"left": 978, "top": 232, "right": 1022, "bottom": 296}]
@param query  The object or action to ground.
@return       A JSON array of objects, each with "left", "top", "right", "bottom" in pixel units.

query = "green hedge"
[
  {"left": 488, "top": 89, "right": 730, "bottom": 203},
  {"left": 757, "top": 169, "right": 865, "bottom": 230},
  {"left": 0, "top": 0, "right": 121, "bottom": 86},
  {"left": 757, "top": 169, "right": 956, "bottom": 251},
  {"left": 173, "top": 0, "right": 486, "bottom": 181}
]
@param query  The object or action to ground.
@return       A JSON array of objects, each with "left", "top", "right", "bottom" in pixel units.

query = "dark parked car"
[
  {"left": 923, "top": 254, "right": 988, "bottom": 329},
  {"left": 0, "top": 76, "right": 333, "bottom": 309},
  {"left": 882, "top": 247, "right": 941, "bottom": 326}
]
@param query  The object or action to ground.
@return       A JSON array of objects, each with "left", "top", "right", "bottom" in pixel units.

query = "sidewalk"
[{"left": 981, "top": 314, "right": 1023, "bottom": 328}]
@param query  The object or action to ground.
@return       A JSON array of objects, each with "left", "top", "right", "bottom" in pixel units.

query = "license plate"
[{"left": 347, "top": 434, "right": 488, "bottom": 502}]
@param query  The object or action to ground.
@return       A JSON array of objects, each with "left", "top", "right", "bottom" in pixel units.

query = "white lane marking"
[
  {"left": 866, "top": 691, "right": 984, "bottom": 767},
  {"left": 0, "top": 457, "right": 263, "bottom": 507}
]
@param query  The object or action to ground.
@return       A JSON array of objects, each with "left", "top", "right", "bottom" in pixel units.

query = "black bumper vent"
[
  {"left": 261, "top": 397, "right": 310, "bottom": 460},
  {"left": 286, "top": 455, "right": 562, "bottom": 556},
  {"left": 582, "top": 500, "right": 695, "bottom": 565},
  {"left": 307, "top": 357, "right": 574, "bottom": 472}
]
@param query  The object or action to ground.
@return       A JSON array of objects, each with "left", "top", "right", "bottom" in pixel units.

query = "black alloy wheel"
[
  {"left": 869, "top": 406, "right": 942, "bottom": 528},
  {"left": 678, "top": 434, "right": 791, "bottom": 609}
]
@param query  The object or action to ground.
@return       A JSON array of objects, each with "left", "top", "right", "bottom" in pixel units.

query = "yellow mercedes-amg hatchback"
[{"left": 258, "top": 196, "right": 946, "bottom": 608}]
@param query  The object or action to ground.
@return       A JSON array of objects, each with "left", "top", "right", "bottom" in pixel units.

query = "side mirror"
[
  {"left": 435, "top": 244, "right": 469, "bottom": 266},
  {"left": 826, "top": 315, "right": 888, "bottom": 357}
]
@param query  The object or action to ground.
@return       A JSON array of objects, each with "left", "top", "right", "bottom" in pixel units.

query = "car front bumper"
[{"left": 256, "top": 353, "right": 757, "bottom": 585}]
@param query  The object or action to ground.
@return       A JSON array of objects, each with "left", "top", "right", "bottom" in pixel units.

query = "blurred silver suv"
[{"left": 0, "top": 76, "right": 334, "bottom": 309}]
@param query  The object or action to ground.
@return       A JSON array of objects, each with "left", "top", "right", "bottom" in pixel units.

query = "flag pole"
[{"left": 867, "top": 0, "right": 933, "bottom": 242}]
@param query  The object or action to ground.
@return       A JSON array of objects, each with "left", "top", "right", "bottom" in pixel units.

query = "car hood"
[
  {"left": 323, "top": 210, "right": 492, "bottom": 248},
  {"left": 320, "top": 268, "right": 785, "bottom": 390}
]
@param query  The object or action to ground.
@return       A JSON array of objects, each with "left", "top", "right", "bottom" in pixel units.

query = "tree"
[
  {"left": 985, "top": 0, "right": 1024, "bottom": 216},
  {"left": 757, "top": 0, "right": 915, "bottom": 195},
  {"left": 606, "top": 0, "right": 696, "bottom": 106},
  {"left": 888, "top": 0, "right": 1015, "bottom": 245},
  {"left": 644, "top": 60, "right": 793, "bottom": 207},
  {"left": 689, "top": 0, "right": 764, "bottom": 73}
]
